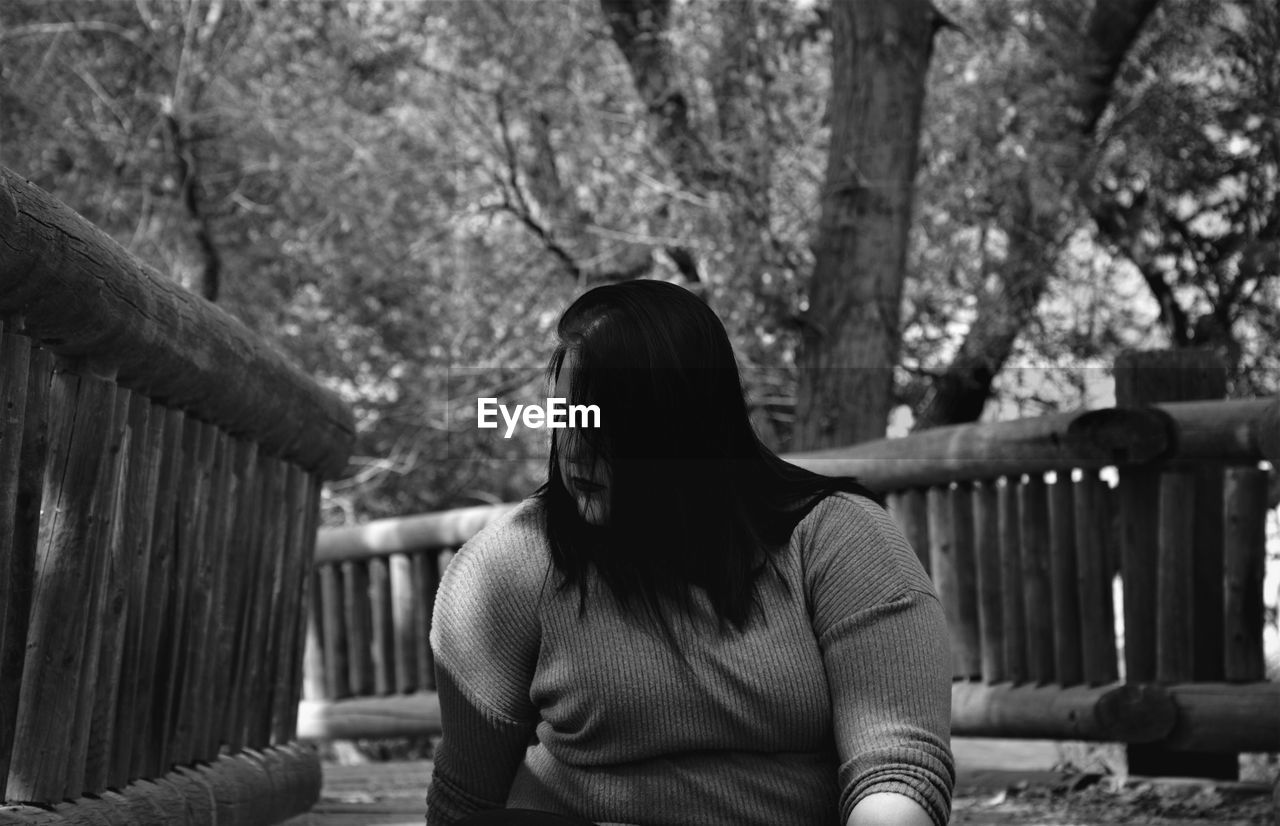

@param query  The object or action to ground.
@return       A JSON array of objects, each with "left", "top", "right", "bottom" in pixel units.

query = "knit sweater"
[{"left": 427, "top": 493, "right": 954, "bottom": 826}]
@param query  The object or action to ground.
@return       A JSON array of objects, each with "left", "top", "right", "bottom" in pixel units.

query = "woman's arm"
[
  {"left": 847, "top": 791, "right": 937, "bottom": 826},
  {"left": 803, "top": 494, "right": 955, "bottom": 826},
  {"left": 427, "top": 667, "right": 537, "bottom": 825},
  {"left": 427, "top": 505, "right": 545, "bottom": 826}
]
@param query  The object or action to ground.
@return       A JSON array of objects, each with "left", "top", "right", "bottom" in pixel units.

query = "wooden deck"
[
  {"left": 277, "top": 740, "right": 1276, "bottom": 825},
  {"left": 281, "top": 760, "right": 435, "bottom": 825}
]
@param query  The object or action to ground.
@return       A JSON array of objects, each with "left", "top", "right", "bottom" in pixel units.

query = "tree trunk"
[
  {"left": 792, "top": 0, "right": 936, "bottom": 449},
  {"left": 913, "top": 0, "right": 1161, "bottom": 431}
]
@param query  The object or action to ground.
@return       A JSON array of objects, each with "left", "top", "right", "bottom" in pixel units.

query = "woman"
[{"left": 428, "top": 280, "right": 954, "bottom": 826}]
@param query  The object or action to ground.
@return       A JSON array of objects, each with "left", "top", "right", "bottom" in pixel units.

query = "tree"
[
  {"left": 597, "top": 0, "right": 944, "bottom": 448},
  {"left": 792, "top": 0, "right": 941, "bottom": 447},
  {"left": 1088, "top": 0, "right": 1280, "bottom": 395},
  {"left": 912, "top": 0, "right": 1161, "bottom": 430},
  {"left": 4, "top": 0, "right": 1274, "bottom": 522}
]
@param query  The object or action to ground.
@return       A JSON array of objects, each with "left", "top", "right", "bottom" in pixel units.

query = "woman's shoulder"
[
  {"left": 440, "top": 497, "right": 551, "bottom": 600},
  {"left": 793, "top": 490, "right": 891, "bottom": 546},
  {"left": 791, "top": 490, "right": 933, "bottom": 599},
  {"left": 454, "top": 496, "right": 549, "bottom": 562}
]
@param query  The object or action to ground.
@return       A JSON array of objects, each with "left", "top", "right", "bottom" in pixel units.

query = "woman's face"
[{"left": 553, "top": 353, "right": 611, "bottom": 526}]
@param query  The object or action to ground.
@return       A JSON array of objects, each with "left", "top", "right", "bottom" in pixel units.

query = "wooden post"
[
  {"left": 1116, "top": 464, "right": 1159, "bottom": 682},
  {"left": 282, "top": 473, "right": 323, "bottom": 742},
  {"left": 133, "top": 408, "right": 185, "bottom": 781},
  {"left": 1019, "top": 474, "right": 1055, "bottom": 684},
  {"left": 998, "top": 478, "right": 1027, "bottom": 684},
  {"left": 1047, "top": 477, "right": 1083, "bottom": 686},
  {"left": 303, "top": 573, "right": 327, "bottom": 702},
  {"left": 342, "top": 560, "right": 373, "bottom": 696},
  {"left": 247, "top": 457, "right": 289, "bottom": 747},
  {"left": 7, "top": 368, "right": 118, "bottom": 802},
  {"left": 1222, "top": 467, "right": 1266, "bottom": 681},
  {"left": 81, "top": 389, "right": 134, "bottom": 794},
  {"left": 319, "top": 564, "right": 349, "bottom": 701},
  {"left": 224, "top": 442, "right": 265, "bottom": 753},
  {"left": 949, "top": 484, "right": 982, "bottom": 680},
  {"left": 1156, "top": 471, "right": 1196, "bottom": 682},
  {"left": 411, "top": 552, "right": 436, "bottom": 691},
  {"left": 204, "top": 439, "right": 257, "bottom": 759},
  {"left": 390, "top": 552, "right": 418, "bottom": 694},
  {"left": 162, "top": 419, "right": 216, "bottom": 770},
  {"left": 231, "top": 453, "right": 282, "bottom": 749},
  {"left": 369, "top": 557, "right": 395, "bottom": 696},
  {"left": 271, "top": 465, "right": 311, "bottom": 744},
  {"left": 1115, "top": 347, "right": 1236, "bottom": 780},
  {"left": 926, "top": 486, "right": 961, "bottom": 678},
  {"left": 1074, "top": 471, "right": 1118, "bottom": 686},
  {"left": 108, "top": 399, "right": 165, "bottom": 789},
  {"left": 192, "top": 432, "right": 236, "bottom": 760},
  {"left": 0, "top": 327, "right": 31, "bottom": 796},
  {"left": 972, "top": 481, "right": 1005, "bottom": 683}
]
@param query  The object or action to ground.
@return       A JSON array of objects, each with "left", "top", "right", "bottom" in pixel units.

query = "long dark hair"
[{"left": 535, "top": 280, "right": 881, "bottom": 636}]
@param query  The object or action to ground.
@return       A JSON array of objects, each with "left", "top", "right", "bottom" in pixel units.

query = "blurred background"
[{"left": 1, "top": 0, "right": 1276, "bottom": 523}]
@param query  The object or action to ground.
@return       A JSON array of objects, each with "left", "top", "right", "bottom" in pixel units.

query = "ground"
[{"left": 286, "top": 738, "right": 1279, "bottom": 825}]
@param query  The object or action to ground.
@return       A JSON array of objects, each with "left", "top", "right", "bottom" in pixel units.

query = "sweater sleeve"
[
  {"left": 426, "top": 503, "right": 544, "bottom": 826},
  {"left": 802, "top": 494, "right": 955, "bottom": 826}
]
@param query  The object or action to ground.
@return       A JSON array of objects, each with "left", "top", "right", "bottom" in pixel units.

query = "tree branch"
[
  {"left": 916, "top": 0, "right": 1165, "bottom": 430},
  {"left": 1076, "top": 0, "right": 1162, "bottom": 133},
  {"left": 598, "top": 0, "right": 728, "bottom": 191},
  {"left": 1087, "top": 189, "right": 1192, "bottom": 344},
  {"left": 162, "top": 106, "right": 222, "bottom": 302}
]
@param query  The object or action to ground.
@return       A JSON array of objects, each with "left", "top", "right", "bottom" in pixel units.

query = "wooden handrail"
[
  {"left": 785, "top": 407, "right": 1172, "bottom": 489},
  {"left": 315, "top": 503, "right": 516, "bottom": 564},
  {"left": 0, "top": 167, "right": 354, "bottom": 478},
  {"left": 302, "top": 394, "right": 1277, "bottom": 765},
  {"left": 1156, "top": 397, "right": 1280, "bottom": 465},
  {"left": 310, "top": 395, "right": 1280, "bottom": 565},
  {"left": 0, "top": 168, "right": 347, "bottom": 822}
]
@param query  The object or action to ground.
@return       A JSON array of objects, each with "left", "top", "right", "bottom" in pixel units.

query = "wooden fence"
[
  {"left": 0, "top": 167, "right": 354, "bottom": 824},
  {"left": 301, "top": 391, "right": 1280, "bottom": 768},
  {"left": 791, "top": 397, "right": 1279, "bottom": 753}
]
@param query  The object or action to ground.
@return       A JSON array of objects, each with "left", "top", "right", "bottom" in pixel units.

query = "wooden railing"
[
  {"left": 299, "top": 506, "right": 511, "bottom": 738},
  {"left": 790, "top": 397, "right": 1279, "bottom": 754},
  {"left": 0, "top": 167, "right": 354, "bottom": 824},
  {"left": 302, "top": 392, "right": 1279, "bottom": 769}
]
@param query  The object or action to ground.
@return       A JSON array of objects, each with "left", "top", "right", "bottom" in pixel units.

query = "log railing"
[
  {"left": 0, "top": 167, "right": 354, "bottom": 824},
  {"left": 298, "top": 506, "right": 512, "bottom": 739},
  {"left": 302, "top": 391, "right": 1279, "bottom": 768},
  {"left": 791, "top": 396, "right": 1280, "bottom": 754}
]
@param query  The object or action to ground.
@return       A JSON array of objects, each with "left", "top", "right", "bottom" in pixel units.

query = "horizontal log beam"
[
  {"left": 0, "top": 167, "right": 353, "bottom": 478},
  {"left": 950, "top": 680, "right": 1176, "bottom": 742},
  {"left": 1156, "top": 682, "right": 1280, "bottom": 754},
  {"left": 1157, "top": 397, "right": 1280, "bottom": 465},
  {"left": 296, "top": 692, "right": 442, "bottom": 740},
  {"left": 307, "top": 397, "right": 1278, "bottom": 565},
  {"left": 315, "top": 504, "right": 516, "bottom": 564},
  {"left": 0, "top": 745, "right": 318, "bottom": 825},
  {"left": 786, "top": 408, "right": 1171, "bottom": 489},
  {"left": 298, "top": 682, "right": 1238, "bottom": 748}
]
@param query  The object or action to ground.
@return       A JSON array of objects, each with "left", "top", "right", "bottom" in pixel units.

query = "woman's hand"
[{"left": 846, "top": 791, "right": 937, "bottom": 826}]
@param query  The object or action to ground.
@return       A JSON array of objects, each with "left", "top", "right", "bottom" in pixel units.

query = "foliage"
[
  {"left": 905, "top": 0, "right": 1280, "bottom": 422},
  {"left": 1, "top": 0, "right": 1276, "bottom": 519}
]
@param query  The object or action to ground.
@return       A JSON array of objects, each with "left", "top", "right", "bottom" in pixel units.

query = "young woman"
[{"left": 428, "top": 280, "right": 954, "bottom": 826}]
